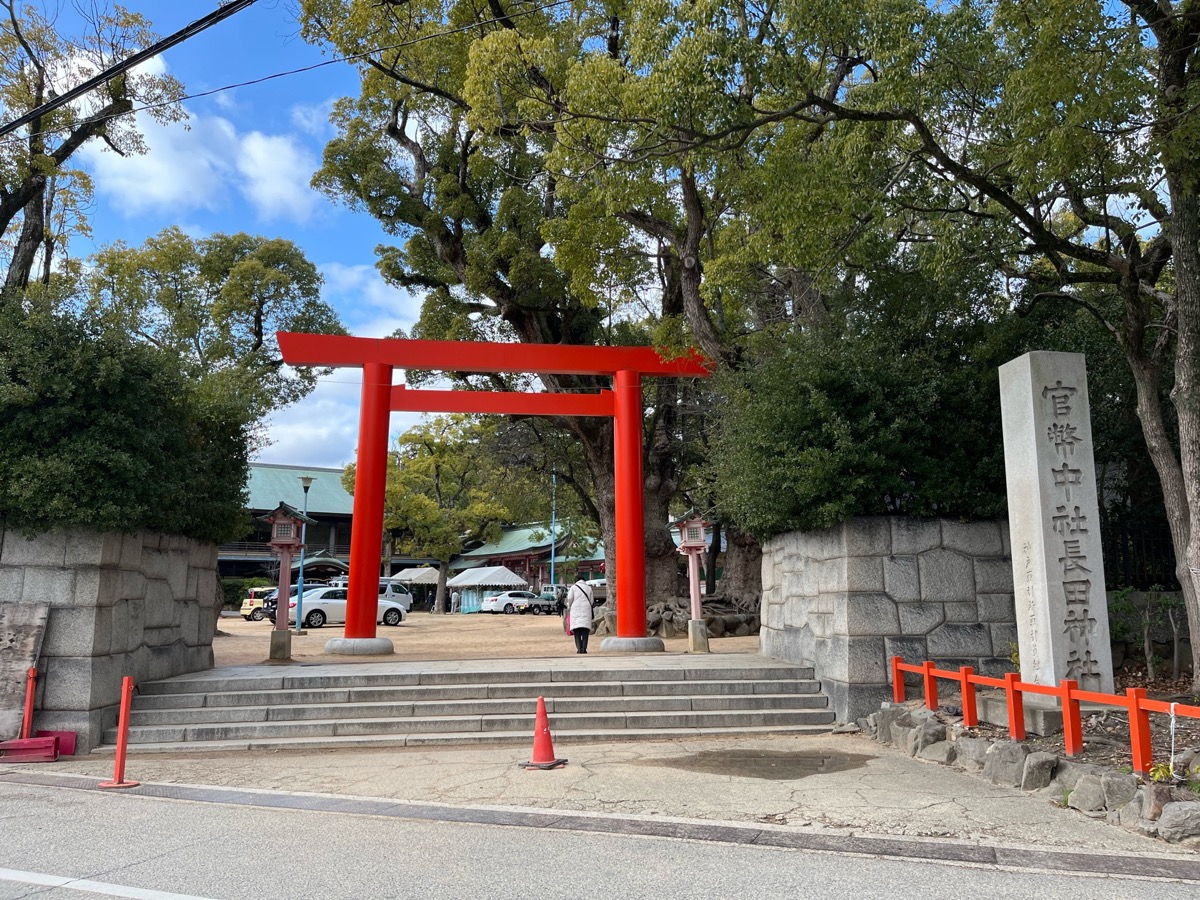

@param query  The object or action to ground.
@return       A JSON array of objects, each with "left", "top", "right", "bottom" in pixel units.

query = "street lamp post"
[{"left": 294, "top": 476, "right": 314, "bottom": 634}]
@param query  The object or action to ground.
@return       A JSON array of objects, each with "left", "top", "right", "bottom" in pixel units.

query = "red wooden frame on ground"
[{"left": 891, "top": 656, "right": 1200, "bottom": 775}]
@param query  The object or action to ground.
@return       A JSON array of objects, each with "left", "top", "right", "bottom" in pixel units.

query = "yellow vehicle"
[{"left": 239, "top": 586, "right": 275, "bottom": 621}]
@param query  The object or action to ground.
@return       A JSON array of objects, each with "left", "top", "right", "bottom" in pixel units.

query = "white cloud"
[
  {"left": 291, "top": 100, "right": 335, "bottom": 137},
  {"left": 80, "top": 112, "right": 322, "bottom": 222},
  {"left": 321, "top": 261, "right": 422, "bottom": 337},
  {"left": 237, "top": 132, "right": 320, "bottom": 222},
  {"left": 256, "top": 370, "right": 424, "bottom": 467},
  {"left": 80, "top": 112, "right": 237, "bottom": 215}
]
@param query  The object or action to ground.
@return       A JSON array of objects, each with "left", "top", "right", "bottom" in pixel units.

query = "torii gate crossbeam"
[{"left": 277, "top": 332, "right": 710, "bottom": 655}]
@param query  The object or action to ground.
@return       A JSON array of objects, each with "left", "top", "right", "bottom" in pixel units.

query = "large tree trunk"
[
  {"left": 1166, "top": 171, "right": 1200, "bottom": 691},
  {"left": 1127, "top": 347, "right": 1200, "bottom": 688},
  {"left": 644, "top": 378, "right": 682, "bottom": 602},
  {"left": 718, "top": 525, "right": 762, "bottom": 607}
]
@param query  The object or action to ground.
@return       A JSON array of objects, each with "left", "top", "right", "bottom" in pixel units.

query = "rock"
[
  {"left": 1171, "top": 748, "right": 1197, "bottom": 772},
  {"left": 1157, "top": 803, "right": 1200, "bottom": 843},
  {"left": 917, "top": 740, "right": 957, "bottom": 765},
  {"left": 1051, "top": 758, "right": 1106, "bottom": 791},
  {"left": 832, "top": 722, "right": 862, "bottom": 734},
  {"left": 954, "top": 737, "right": 993, "bottom": 771},
  {"left": 1067, "top": 774, "right": 1107, "bottom": 813},
  {"left": 1144, "top": 783, "right": 1176, "bottom": 821},
  {"left": 1020, "top": 751, "right": 1058, "bottom": 791},
  {"left": 1118, "top": 792, "right": 1143, "bottom": 828},
  {"left": 875, "top": 706, "right": 915, "bottom": 745},
  {"left": 908, "top": 721, "right": 947, "bottom": 756},
  {"left": 983, "top": 741, "right": 1029, "bottom": 788},
  {"left": 1100, "top": 772, "right": 1138, "bottom": 810},
  {"left": 891, "top": 723, "right": 916, "bottom": 756}
]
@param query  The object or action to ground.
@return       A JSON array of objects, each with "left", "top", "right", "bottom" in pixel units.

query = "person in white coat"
[{"left": 566, "top": 579, "right": 594, "bottom": 654}]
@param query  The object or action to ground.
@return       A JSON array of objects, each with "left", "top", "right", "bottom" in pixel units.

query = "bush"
[
  {"left": 705, "top": 313, "right": 1017, "bottom": 539},
  {"left": 0, "top": 300, "right": 252, "bottom": 543}
]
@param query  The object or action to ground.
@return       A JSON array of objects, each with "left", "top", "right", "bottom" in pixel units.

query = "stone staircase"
[{"left": 97, "top": 657, "right": 835, "bottom": 753}]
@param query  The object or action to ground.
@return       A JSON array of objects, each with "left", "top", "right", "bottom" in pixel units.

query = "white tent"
[
  {"left": 446, "top": 566, "right": 528, "bottom": 613},
  {"left": 446, "top": 566, "right": 528, "bottom": 588},
  {"left": 393, "top": 567, "right": 441, "bottom": 585}
]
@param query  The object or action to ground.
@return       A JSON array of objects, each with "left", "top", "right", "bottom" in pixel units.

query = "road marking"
[{"left": 0, "top": 867, "right": 216, "bottom": 900}]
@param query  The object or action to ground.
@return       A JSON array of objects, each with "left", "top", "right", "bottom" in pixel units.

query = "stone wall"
[
  {"left": 0, "top": 526, "right": 220, "bottom": 750},
  {"left": 761, "top": 517, "right": 1016, "bottom": 722}
]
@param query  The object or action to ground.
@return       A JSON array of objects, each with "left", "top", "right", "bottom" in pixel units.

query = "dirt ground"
[{"left": 213, "top": 610, "right": 761, "bottom": 667}]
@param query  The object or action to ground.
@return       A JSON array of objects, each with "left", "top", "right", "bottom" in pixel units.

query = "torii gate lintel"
[{"left": 277, "top": 333, "right": 711, "bottom": 654}]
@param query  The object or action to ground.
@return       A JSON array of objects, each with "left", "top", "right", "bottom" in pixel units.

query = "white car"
[
  {"left": 479, "top": 590, "right": 539, "bottom": 615},
  {"left": 284, "top": 586, "right": 408, "bottom": 628}
]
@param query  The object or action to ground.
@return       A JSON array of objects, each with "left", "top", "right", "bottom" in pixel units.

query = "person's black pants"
[{"left": 572, "top": 627, "right": 590, "bottom": 653}]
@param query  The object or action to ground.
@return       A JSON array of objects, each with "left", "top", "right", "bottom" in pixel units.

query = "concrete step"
[
  {"left": 134, "top": 665, "right": 818, "bottom": 696},
  {"left": 127, "top": 692, "right": 831, "bottom": 726},
  {"left": 131, "top": 678, "right": 823, "bottom": 711},
  {"left": 98, "top": 657, "right": 833, "bottom": 753}
]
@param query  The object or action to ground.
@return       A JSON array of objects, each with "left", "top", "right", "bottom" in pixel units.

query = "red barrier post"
[
  {"left": 960, "top": 666, "right": 978, "bottom": 728},
  {"left": 98, "top": 676, "right": 139, "bottom": 789},
  {"left": 1061, "top": 679, "right": 1083, "bottom": 757},
  {"left": 1004, "top": 672, "right": 1026, "bottom": 741},
  {"left": 20, "top": 667, "right": 36, "bottom": 739},
  {"left": 922, "top": 660, "right": 938, "bottom": 710},
  {"left": 1126, "top": 687, "right": 1153, "bottom": 775},
  {"left": 891, "top": 656, "right": 905, "bottom": 703}
]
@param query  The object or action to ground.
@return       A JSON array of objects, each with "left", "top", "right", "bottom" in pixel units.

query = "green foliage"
[
  {"left": 1148, "top": 762, "right": 1175, "bottom": 784},
  {"left": 0, "top": 298, "right": 251, "bottom": 542},
  {"left": 80, "top": 227, "right": 344, "bottom": 419},
  {"left": 221, "top": 576, "right": 273, "bottom": 609},
  {"left": 704, "top": 269, "right": 1033, "bottom": 538}
]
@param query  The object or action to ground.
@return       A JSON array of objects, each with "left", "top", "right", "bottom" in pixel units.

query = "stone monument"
[{"left": 999, "top": 351, "right": 1114, "bottom": 692}]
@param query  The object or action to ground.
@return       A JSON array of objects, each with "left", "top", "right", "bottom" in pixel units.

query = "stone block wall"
[
  {"left": 761, "top": 517, "right": 1016, "bottom": 722},
  {"left": 0, "top": 525, "right": 220, "bottom": 750}
]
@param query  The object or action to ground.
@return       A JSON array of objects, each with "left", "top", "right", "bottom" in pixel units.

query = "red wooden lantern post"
[{"left": 674, "top": 515, "right": 711, "bottom": 653}]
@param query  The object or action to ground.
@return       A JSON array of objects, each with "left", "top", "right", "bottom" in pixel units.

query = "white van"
[
  {"left": 322, "top": 576, "right": 412, "bottom": 611},
  {"left": 379, "top": 578, "right": 413, "bottom": 611}
]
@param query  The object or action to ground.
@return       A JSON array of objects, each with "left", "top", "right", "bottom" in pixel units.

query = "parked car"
[
  {"left": 517, "top": 594, "right": 557, "bottom": 615},
  {"left": 239, "top": 586, "right": 275, "bottom": 621},
  {"left": 378, "top": 578, "right": 413, "bottom": 611},
  {"left": 480, "top": 590, "right": 539, "bottom": 615},
  {"left": 274, "top": 586, "right": 409, "bottom": 628}
]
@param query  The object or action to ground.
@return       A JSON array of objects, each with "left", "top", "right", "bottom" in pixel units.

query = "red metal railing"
[{"left": 890, "top": 656, "right": 1200, "bottom": 775}]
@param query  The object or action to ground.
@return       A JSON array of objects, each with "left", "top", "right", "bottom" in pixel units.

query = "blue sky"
[{"left": 61, "top": 0, "right": 426, "bottom": 469}]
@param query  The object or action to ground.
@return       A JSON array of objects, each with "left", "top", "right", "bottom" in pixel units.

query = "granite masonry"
[
  {"left": 760, "top": 517, "right": 1017, "bottom": 722},
  {"left": 0, "top": 525, "right": 220, "bottom": 751}
]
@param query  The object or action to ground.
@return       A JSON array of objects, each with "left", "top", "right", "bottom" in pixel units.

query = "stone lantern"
[
  {"left": 673, "top": 514, "right": 711, "bottom": 653},
  {"left": 259, "top": 501, "right": 314, "bottom": 661}
]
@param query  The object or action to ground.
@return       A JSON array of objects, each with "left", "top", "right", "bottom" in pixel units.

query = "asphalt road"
[{"left": 0, "top": 781, "right": 1195, "bottom": 900}]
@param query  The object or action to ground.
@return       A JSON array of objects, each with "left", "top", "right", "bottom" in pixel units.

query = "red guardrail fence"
[{"left": 890, "top": 656, "right": 1200, "bottom": 775}]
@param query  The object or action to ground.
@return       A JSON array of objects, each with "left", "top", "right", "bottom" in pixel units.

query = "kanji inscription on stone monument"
[{"left": 999, "top": 352, "right": 1114, "bottom": 691}]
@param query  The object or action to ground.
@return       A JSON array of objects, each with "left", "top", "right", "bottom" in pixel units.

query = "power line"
[
  {"left": 0, "top": 0, "right": 573, "bottom": 148},
  {"left": 0, "top": 0, "right": 259, "bottom": 139}
]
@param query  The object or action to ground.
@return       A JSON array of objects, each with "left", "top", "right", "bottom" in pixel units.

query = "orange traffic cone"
[{"left": 518, "top": 696, "right": 567, "bottom": 770}]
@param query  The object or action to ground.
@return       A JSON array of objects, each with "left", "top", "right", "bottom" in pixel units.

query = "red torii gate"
[{"left": 277, "top": 333, "right": 710, "bottom": 654}]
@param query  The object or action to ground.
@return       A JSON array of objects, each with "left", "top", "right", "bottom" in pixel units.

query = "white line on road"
[{"left": 0, "top": 867, "right": 216, "bottom": 900}]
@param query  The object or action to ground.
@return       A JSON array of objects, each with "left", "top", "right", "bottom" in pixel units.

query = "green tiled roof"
[
  {"left": 457, "top": 524, "right": 564, "bottom": 558},
  {"left": 247, "top": 464, "right": 354, "bottom": 515}
]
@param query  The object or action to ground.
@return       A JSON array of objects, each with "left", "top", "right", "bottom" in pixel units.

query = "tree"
[
  {"left": 0, "top": 1, "right": 184, "bottom": 289},
  {"left": 81, "top": 226, "right": 344, "bottom": 425},
  {"left": 370, "top": 416, "right": 515, "bottom": 613},
  {"left": 0, "top": 292, "right": 252, "bottom": 542},
  {"left": 475, "top": 0, "right": 1200, "bottom": 686},
  {"left": 298, "top": 0, "right": 699, "bottom": 607}
]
